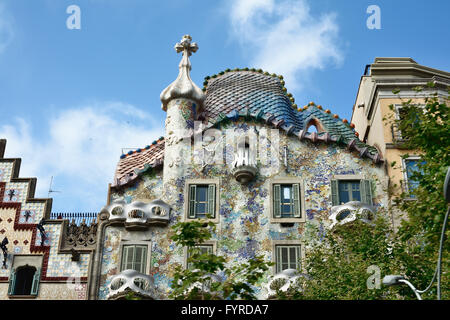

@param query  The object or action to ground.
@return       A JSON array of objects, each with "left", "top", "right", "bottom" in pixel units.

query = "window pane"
[
  {"left": 281, "top": 247, "right": 288, "bottom": 265},
  {"left": 122, "top": 245, "right": 147, "bottom": 273},
  {"left": 339, "top": 181, "right": 362, "bottom": 203},
  {"left": 135, "top": 246, "right": 147, "bottom": 273},
  {"left": 282, "top": 204, "right": 292, "bottom": 214},
  {"left": 196, "top": 186, "right": 208, "bottom": 202},
  {"left": 351, "top": 182, "right": 361, "bottom": 201},
  {"left": 126, "top": 247, "right": 134, "bottom": 270},
  {"left": 289, "top": 247, "right": 297, "bottom": 268},
  {"left": 189, "top": 245, "right": 213, "bottom": 270},
  {"left": 282, "top": 186, "right": 291, "bottom": 201},
  {"left": 196, "top": 203, "right": 207, "bottom": 215},
  {"left": 338, "top": 188, "right": 349, "bottom": 204},
  {"left": 277, "top": 246, "right": 301, "bottom": 272}
]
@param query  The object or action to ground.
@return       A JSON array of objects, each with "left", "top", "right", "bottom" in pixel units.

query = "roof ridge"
[{"left": 119, "top": 136, "right": 165, "bottom": 159}]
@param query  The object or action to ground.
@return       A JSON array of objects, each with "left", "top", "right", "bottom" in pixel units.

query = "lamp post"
[{"left": 382, "top": 275, "right": 422, "bottom": 300}]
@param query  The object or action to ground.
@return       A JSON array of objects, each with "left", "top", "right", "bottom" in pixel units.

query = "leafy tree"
[
  {"left": 169, "top": 218, "right": 272, "bottom": 300},
  {"left": 274, "top": 85, "right": 449, "bottom": 300},
  {"left": 385, "top": 84, "right": 449, "bottom": 299},
  {"left": 292, "top": 217, "right": 404, "bottom": 299}
]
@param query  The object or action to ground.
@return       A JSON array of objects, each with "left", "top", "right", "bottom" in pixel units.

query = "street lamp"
[
  {"left": 383, "top": 167, "right": 450, "bottom": 300},
  {"left": 382, "top": 275, "right": 422, "bottom": 300}
]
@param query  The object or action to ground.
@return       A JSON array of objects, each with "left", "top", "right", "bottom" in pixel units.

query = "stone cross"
[{"left": 174, "top": 35, "right": 198, "bottom": 57}]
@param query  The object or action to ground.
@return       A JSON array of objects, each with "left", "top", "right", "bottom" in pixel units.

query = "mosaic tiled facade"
[
  {"left": 88, "top": 36, "right": 390, "bottom": 300},
  {"left": 0, "top": 139, "right": 93, "bottom": 300}
]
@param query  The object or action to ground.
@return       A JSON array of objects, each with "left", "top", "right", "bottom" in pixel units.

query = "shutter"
[
  {"left": 292, "top": 184, "right": 301, "bottom": 218},
  {"left": 276, "top": 246, "right": 281, "bottom": 273},
  {"left": 7, "top": 269, "right": 16, "bottom": 295},
  {"left": 360, "top": 180, "right": 373, "bottom": 205},
  {"left": 189, "top": 185, "right": 197, "bottom": 218},
  {"left": 331, "top": 180, "right": 339, "bottom": 206},
  {"left": 273, "top": 184, "right": 281, "bottom": 218},
  {"left": 207, "top": 184, "right": 216, "bottom": 218},
  {"left": 297, "top": 246, "right": 302, "bottom": 271},
  {"left": 122, "top": 246, "right": 134, "bottom": 271},
  {"left": 30, "top": 268, "right": 41, "bottom": 296},
  {"left": 289, "top": 246, "right": 296, "bottom": 269},
  {"left": 134, "top": 246, "right": 147, "bottom": 273}
]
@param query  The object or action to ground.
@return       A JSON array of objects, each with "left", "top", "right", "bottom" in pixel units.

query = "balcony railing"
[
  {"left": 391, "top": 123, "right": 407, "bottom": 144},
  {"left": 49, "top": 212, "right": 98, "bottom": 226}
]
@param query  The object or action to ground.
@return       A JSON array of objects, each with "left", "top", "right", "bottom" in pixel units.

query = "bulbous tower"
[{"left": 160, "top": 35, "right": 205, "bottom": 201}]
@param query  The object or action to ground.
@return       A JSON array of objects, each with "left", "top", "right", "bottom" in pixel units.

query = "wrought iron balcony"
[{"left": 391, "top": 123, "right": 408, "bottom": 144}]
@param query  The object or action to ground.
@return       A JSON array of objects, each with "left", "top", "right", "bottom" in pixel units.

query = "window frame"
[
  {"left": 402, "top": 156, "right": 422, "bottom": 197},
  {"left": 272, "top": 240, "right": 305, "bottom": 275},
  {"left": 7, "top": 255, "right": 43, "bottom": 298},
  {"left": 184, "top": 241, "right": 217, "bottom": 270},
  {"left": 331, "top": 175, "right": 373, "bottom": 206},
  {"left": 269, "top": 178, "right": 306, "bottom": 223},
  {"left": 118, "top": 241, "right": 151, "bottom": 275},
  {"left": 184, "top": 179, "right": 220, "bottom": 223},
  {"left": 394, "top": 104, "right": 425, "bottom": 141}
]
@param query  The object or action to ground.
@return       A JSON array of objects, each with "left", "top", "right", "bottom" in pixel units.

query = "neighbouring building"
[
  {"left": 0, "top": 139, "right": 97, "bottom": 300},
  {"left": 351, "top": 57, "right": 450, "bottom": 228},
  {"left": 87, "top": 35, "right": 389, "bottom": 300}
]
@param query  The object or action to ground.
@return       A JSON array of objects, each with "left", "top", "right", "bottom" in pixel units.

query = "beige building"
[{"left": 351, "top": 57, "right": 450, "bottom": 227}]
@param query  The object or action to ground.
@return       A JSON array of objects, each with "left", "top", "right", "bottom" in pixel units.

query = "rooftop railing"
[{"left": 49, "top": 212, "right": 98, "bottom": 226}]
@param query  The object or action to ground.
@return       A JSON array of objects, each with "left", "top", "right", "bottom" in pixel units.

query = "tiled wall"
[
  {"left": 0, "top": 158, "right": 90, "bottom": 300},
  {"left": 100, "top": 119, "right": 388, "bottom": 299}
]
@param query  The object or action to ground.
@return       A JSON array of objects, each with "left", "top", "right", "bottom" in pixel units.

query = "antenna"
[{"left": 48, "top": 176, "right": 62, "bottom": 198}]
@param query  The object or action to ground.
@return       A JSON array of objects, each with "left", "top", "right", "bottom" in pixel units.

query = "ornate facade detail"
[
  {"left": 107, "top": 269, "right": 155, "bottom": 300},
  {"left": 102, "top": 199, "right": 171, "bottom": 229},
  {"left": 65, "top": 218, "right": 98, "bottom": 248},
  {"left": 232, "top": 135, "right": 258, "bottom": 184},
  {"left": 329, "top": 201, "right": 376, "bottom": 229},
  {"left": 266, "top": 269, "right": 310, "bottom": 299}
]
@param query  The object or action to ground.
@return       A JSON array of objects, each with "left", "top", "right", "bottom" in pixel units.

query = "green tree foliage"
[
  {"left": 386, "top": 84, "right": 449, "bottom": 299},
  {"left": 294, "top": 216, "right": 441, "bottom": 299},
  {"left": 278, "top": 85, "right": 449, "bottom": 300},
  {"left": 169, "top": 218, "right": 272, "bottom": 300}
]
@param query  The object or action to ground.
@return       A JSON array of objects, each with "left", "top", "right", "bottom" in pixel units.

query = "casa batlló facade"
[
  {"left": 0, "top": 35, "right": 390, "bottom": 300},
  {"left": 86, "top": 35, "right": 389, "bottom": 300}
]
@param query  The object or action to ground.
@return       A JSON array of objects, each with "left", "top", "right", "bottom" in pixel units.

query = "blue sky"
[{"left": 1, "top": 0, "right": 449, "bottom": 213}]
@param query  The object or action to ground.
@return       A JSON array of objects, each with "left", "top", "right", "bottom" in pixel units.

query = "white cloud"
[
  {"left": 0, "top": 102, "right": 164, "bottom": 212},
  {"left": 228, "top": 0, "right": 343, "bottom": 91},
  {"left": 0, "top": 3, "right": 14, "bottom": 54}
]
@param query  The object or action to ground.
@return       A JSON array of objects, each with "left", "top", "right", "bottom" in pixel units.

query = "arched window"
[
  {"left": 305, "top": 118, "right": 325, "bottom": 134},
  {"left": 8, "top": 265, "right": 41, "bottom": 296}
]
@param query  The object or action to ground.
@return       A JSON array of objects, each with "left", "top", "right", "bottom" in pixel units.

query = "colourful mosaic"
[
  {"left": 44, "top": 223, "right": 90, "bottom": 278},
  {"left": 100, "top": 117, "right": 388, "bottom": 299},
  {"left": 0, "top": 163, "right": 13, "bottom": 182}
]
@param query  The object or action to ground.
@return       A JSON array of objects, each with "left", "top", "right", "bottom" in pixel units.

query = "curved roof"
[
  {"left": 203, "top": 71, "right": 303, "bottom": 130},
  {"left": 112, "top": 69, "right": 383, "bottom": 189}
]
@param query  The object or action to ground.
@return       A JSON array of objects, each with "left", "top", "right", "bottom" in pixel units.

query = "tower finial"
[
  {"left": 160, "top": 35, "right": 205, "bottom": 111},
  {"left": 174, "top": 35, "right": 198, "bottom": 57}
]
